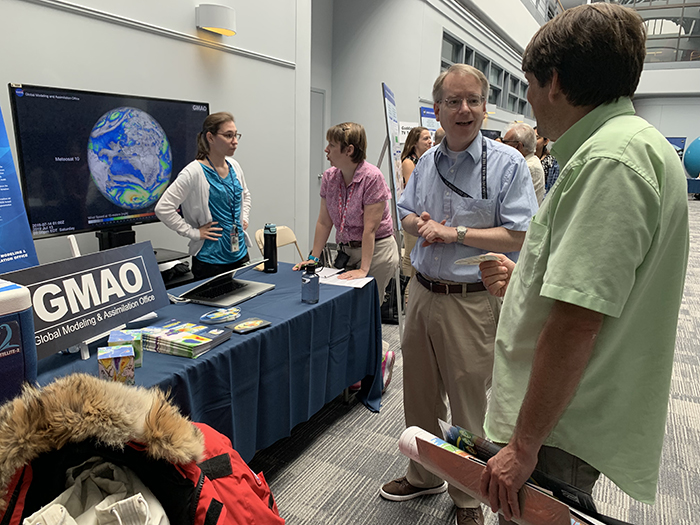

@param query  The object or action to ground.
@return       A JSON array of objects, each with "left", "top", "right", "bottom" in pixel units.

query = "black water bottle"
[{"left": 263, "top": 223, "right": 277, "bottom": 273}]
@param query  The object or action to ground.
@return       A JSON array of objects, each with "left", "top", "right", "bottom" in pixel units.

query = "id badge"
[{"left": 230, "top": 224, "right": 240, "bottom": 252}]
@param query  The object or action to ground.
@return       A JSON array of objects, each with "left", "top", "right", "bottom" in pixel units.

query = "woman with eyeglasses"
[
  {"left": 294, "top": 122, "right": 399, "bottom": 301},
  {"left": 156, "top": 111, "right": 251, "bottom": 280},
  {"left": 399, "top": 127, "right": 432, "bottom": 280}
]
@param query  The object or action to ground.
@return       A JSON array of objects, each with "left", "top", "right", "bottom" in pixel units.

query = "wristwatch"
[{"left": 456, "top": 226, "right": 468, "bottom": 244}]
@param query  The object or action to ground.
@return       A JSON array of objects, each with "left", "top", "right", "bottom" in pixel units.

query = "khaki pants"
[
  {"left": 343, "top": 235, "right": 400, "bottom": 301},
  {"left": 402, "top": 277, "right": 502, "bottom": 508},
  {"left": 401, "top": 232, "right": 418, "bottom": 278}
]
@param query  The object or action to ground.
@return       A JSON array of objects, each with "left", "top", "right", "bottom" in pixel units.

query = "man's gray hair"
[{"left": 506, "top": 122, "right": 537, "bottom": 155}]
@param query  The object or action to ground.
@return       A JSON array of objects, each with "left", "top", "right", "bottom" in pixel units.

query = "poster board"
[
  {"left": 399, "top": 121, "right": 419, "bottom": 144},
  {"left": 380, "top": 83, "right": 405, "bottom": 341},
  {"left": 0, "top": 107, "right": 38, "bottom": 274},
  {"left": 420, "top": 106, "right": 439, "bottom": 139},
  {"left": 382, "top": 83, "right": 404, "bottom": 223},
  {"left": 666, "top": 137, "right": 686, "bottom": 162}
]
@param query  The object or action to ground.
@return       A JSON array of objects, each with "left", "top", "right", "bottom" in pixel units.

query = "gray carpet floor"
[{"left": 249, "top": 197, "right": 700, "bottom": 525}]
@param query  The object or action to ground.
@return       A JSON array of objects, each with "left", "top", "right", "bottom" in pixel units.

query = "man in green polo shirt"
[{"left": 477, "top": 4, "right": 689, "bottom": 523}]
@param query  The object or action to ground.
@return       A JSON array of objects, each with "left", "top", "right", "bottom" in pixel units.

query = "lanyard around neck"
[
  {"left": 205, "top": 159, "right": 240, "bottom": 223},
  {"left": 206, "top": 156, "right": 228, "bottom": 178},
  {"left": 338, "top": 178, "right": 356, "bottom": 236},
  {"left": 435, "top": 138, "right": 488, "bottom": 200}
]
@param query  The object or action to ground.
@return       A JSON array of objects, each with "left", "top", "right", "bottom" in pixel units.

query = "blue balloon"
[{"left": 684, "top": 137, "right": 700, "bottom": 178}]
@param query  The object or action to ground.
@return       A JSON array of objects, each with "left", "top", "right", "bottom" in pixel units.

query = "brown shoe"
[
  {"left": 379, "top": 476, "right": 448, "bottom": 501},
  {"left": 455, "top": 506, "right": 484, "bottom": 525}
]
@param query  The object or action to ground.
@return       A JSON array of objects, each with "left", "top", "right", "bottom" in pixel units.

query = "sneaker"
[
  {"left": 381, "top": 350, "right": 396, "bottom": 393},
  {"left": 455, "top": 506, "right": 484, "bottom": 525},
  {"left": 379, "top": 476, "right": 448, "bottom": 501}
]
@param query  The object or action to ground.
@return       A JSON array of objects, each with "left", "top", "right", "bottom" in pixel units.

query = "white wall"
[
  {"left": 637, "top": 67, "right": 700, "bottom": 98},
  {"left": 329, "top": 0, "right": 535, "bottom": 182},
  {"left": 309, "top": 0, "right": 334, "bottom": 249},
  {"left": 634, "top": 96, "right": 700, "bottom": 176},
  {"left": 1, "top": 0, "right": 311, "bottom": 264},
  {"left": 311, "top": 0, "right": 333, "bottom": 110},
  {"left": 635, "top": 67, "right": 700, "bottom": 178},
  {"left": 466, "top": 0, "right": 541, "bottom": 52},
  {"left": 634, "top": 64, "right": 700, "bottom": 176}
]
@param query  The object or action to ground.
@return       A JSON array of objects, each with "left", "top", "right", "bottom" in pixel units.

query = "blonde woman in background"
[{"left": 399, "top": 127, "right": 432, "bottom": 281}]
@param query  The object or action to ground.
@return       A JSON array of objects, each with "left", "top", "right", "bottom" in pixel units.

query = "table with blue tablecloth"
[{"left": 36, "top": 263, "right": 383, "bottom": 462}]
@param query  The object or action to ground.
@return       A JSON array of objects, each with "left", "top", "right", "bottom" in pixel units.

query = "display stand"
[
  {"left": 65, "top": 235, "right": 90, "bottom": 361},
  {"left": 96, "top": 226, "right": 136, "bottom": 251},
  {"left": 95, "top": 229, "right": 191, "bottom": 287},
  {"left": 380, "top": 83, "right": 405, "bottom": 342},
  {"left": 96, "top": 229, "right": 189, "bottom": 262},
  {"left": 376, "top": 137, "right": 404, "bottom": 341}
]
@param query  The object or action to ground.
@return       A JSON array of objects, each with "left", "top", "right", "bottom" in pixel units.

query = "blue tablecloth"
[{"left": 37, "top": 263, "right": 383, "bottom": 462}]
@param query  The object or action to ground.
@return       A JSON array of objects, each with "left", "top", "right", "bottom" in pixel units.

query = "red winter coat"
[{"left": 0, "top": 374, "right": 284, "bottom": 525}]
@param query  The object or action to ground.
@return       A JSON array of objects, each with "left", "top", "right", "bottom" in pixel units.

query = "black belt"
[
  {"left": 340, "top": 234, "right": 392, "bottom": 249},
  {"left": 416, "top": 272, "right": 486, "bottom": 295}
]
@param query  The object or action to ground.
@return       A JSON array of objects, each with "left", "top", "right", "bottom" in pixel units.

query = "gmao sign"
[{"left": 2, "top": 241, "right": 168, "bottom": 359}]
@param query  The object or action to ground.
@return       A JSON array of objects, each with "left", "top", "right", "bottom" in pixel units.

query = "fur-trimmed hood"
[{"left": 0, "top": 373, "right": 205, "bottom": 512}]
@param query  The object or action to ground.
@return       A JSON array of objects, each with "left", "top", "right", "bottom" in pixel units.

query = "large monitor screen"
[{"left": 8, "top": 83, "right": 209, "bottom": 239}]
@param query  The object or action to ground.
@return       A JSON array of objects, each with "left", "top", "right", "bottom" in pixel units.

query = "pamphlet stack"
[{"left": 141, "top": 318, "right": 232, "bottom": 359}]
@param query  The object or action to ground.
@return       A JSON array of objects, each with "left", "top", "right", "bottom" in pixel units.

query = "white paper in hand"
[{"left": 455, "top": 254, "right": 500, "bottom": 266}]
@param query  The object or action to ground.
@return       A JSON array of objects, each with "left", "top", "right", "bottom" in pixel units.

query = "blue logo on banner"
[
  {"left": 420, "top": 107, "right": 435, "bottom": 119},
  {"left": 0, "top": 323, "right": 20, "bottom": 355},
  {"left": 15, "top": 89, "right": 24, "bottom": 97},
  {"left": 0, "top": 105, "right": 38, "bottom": 274}
]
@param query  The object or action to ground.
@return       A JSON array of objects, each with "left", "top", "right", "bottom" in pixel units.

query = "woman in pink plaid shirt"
[{"left": 294, "top": 122, "right": 399, "bottom": 302}]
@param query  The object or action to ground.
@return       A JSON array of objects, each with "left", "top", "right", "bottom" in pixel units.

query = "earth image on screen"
[{"left": 87, "top": 107, "right": 172, "bottom": 210}]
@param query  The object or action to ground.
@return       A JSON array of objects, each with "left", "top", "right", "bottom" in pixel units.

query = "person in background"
[
  {"left": 477, "top": 5, "right": 689, "bottom": 523},
  {"left": 380, "top": 64, "right": 538, "bottom": 525},
  {"left": 400, "top": 127, "right": 433, "bottom": 280},
  {"left": 503, "top": 122, "right": 545, "bottom": 205},
  {"left": 433, "top": 127, "right": 446, "bottom": 145},
  {"left": 294, "top": 122, "right": 399, "bottom": 302},
  {"left": 155, "top": 112, "right": 251, "bottom": 281},
  {"left": 534, "top": 126, "right": 560, "bottom": 194}
]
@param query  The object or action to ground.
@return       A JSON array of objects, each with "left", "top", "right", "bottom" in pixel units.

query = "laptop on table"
[{"left": 179, "top": 258, "right": 275, "bottom": 307}]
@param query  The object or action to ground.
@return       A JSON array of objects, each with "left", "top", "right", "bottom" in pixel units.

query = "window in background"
[
  {"left": 474, "top": 54, "right": 490, "bottom": 76},
  {"left": 633, "top": 1, "right": 700, "bottom": 63},
  {"left": 440, "top": 32, "right": 532, "bottom": 115},
  {"left": 508, "top": 95, "right": 518, "bottom": 113},
  {"left": 489, "top": 65, "right": 503, "bottom": 106},
  {"left": 441, "top": 32, "right": 464, "bottom": 70}
]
